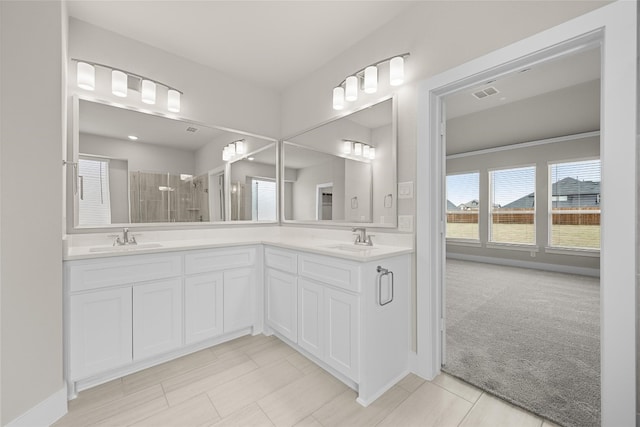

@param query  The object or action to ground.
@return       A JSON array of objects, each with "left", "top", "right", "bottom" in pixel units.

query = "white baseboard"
[
  {"left": 6, "top": 386, "right": 67, "bottom": 427},
  {"left": 446, "top": 252, "right": 600, "bottom": 277}
]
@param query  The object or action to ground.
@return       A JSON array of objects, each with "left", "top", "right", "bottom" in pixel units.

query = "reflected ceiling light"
[
  {"left": 363, "top": 145, "right": 370, "bottom": 158},
  {"left": 369, "top": 147, "right": 376, "bottom": 160},
  {"left": 345, "top": 76, "right": 358, "bottom": 102},
  {"left": 354, "top": 142, "right": 363, "bottom": 156},
  {"left": 127, "top": 135, "right": 138, "bottom": 141},
  {"left": 222, "top": 139, "right": 246, "bottom": 162},
  {"left": 112, "top": 70, "right": 128, "bottom": 97},
  {"left": 141, "top": 80, "right": 156, "bottom": 104},
  {"left": 332, "top": 53, "right": 409, "bottom": 110},
  {"left": 342, "top": 139, "right": 375, "bottom": 160},
  {"left": 72, "top": 59, "right": 183, "bottom": 112},
  {"left": 389, "top": 56, "right": 404, "bottom": 86},
  {"left": 248, "top": 157, "right": 255, "bottom": 161},
  {"left": 77, "top": 62, "right": 95, "bottom": 91},
  {"left": 333, "top": 87, "right": 345, "bottom": 110}
]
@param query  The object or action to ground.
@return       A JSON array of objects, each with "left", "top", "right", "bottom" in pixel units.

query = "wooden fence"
[{"left": 447, "top": 207, "right": 600, "bottom": 225}]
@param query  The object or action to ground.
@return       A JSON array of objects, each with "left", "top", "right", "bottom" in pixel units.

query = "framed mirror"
[
  {"left": 282, "top": 96, "right": 396, "bottom": 227},
  {"left": 71, "top": 97, "right": 277, "bottom": 228}
]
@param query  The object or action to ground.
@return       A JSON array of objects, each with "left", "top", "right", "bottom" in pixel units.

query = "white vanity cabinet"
[
  {"left": 264, "top": 245, "right": 410, "bottom": 406},
  {"left": 65, "top": 246, "right": 259, "bottom": 396}
]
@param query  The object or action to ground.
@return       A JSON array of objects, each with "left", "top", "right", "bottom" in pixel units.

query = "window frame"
[
  {"left": 445, "top": 170, "right": 481, "bottom": 243},
  {"left": 546, "top": 156, "right": 601, "bottom": 253},
  {"left": 487, "top": 163, "right": 537, "bottom": 247}
]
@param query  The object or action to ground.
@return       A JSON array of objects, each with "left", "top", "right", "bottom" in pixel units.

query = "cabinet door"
[
  {"left": 324, "top": 288, "right": 359, "bottom": 380},
  {"left": 185, "top": 273, "right": 223, "bottom": 344},
  {"left": 69, "top": 287, "right": 132, "bottom": 380},
  {"left": 224, "top": 268, "right": 254, "bottom": 333},
  {"left": 265, "top": 268, "right": 297, "bottom": 342},
  {"left": 298, "top": 278, "right": 324, "bottom": 359},
  {"left": 133, "top": 278, "right": 183, "bottom": 360}
]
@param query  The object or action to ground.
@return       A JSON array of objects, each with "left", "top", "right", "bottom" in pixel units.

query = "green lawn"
[{"left": 446, "top": 223, "right": 600, "bottom": 249}]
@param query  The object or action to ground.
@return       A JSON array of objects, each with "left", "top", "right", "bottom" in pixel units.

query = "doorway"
[{"left": 415, "top": 3, "right": 637, "bottom": 425}]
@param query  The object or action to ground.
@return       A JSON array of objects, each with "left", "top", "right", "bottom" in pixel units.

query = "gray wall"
[
  {"left": 446, "top": 136, "right": 600, "bottom": 271},
  {"left": 1, "top": 1, "right": 65, "bottom": 424},
  {"left": 292, "top": 157, "right": 346, "bottom": 221},
  {"left": 372, "top": 124, "right": 395, "bottom": 224}
]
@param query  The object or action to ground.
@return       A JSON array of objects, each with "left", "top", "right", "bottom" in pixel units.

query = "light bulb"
[
  {"left": 343, "top": 140, "right": 352, "bottom": 154},
  {"left": 369, "top": 147, "right": 376, "bottom": 160},
  {"left": 364, "top": 66, "right": 377, "bottom": 94},
  {"left": 141, "top": 80, "right": 156, "bottom": 104},
  {"left": 363, "top": 145, "right": 370, "bottom": 158},
  {"left": 390, "top": 56, "right": 404, "bottom": 86},
  {"left": 354, "top": 142, "right": 363, "bottom": 156},
  {"left": 229, "top": 143, "right": 236, "bottom": 155},
  {"left": 345, "top": 76, "right": 358, "bottom": 102},
  {"left": 332, "top": 86, "right": 345, "bottom": 110},
  {"left": 235, "top": 140, "right": 245, "bottom": 154},
  {"left": 168, "top": 89, "right": 180, "bottom": 112},
  {"left": 77, "top": 62, "right": 95, "bottom": 91},
  {"left": 111, "top": 70, "right": 128, "bottom": 97}
]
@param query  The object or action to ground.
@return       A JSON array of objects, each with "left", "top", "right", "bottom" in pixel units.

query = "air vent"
[
  {"left": 472, "top": 86, "right": 500, "bottom": 100},
  {"left": 186, "top": 127, "right": 198, "bottom": 133}
]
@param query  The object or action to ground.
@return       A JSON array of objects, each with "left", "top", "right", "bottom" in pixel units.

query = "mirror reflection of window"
[
  {"left": 78, "top": 157, "right": 111, "bottom": 226},
  {"left": 252, "top": 178, "right": 276, "bottom": 221}
]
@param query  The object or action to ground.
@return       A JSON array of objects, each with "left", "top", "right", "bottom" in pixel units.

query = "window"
[
  {"left": 446, "top": 172, "right": 479, "bottom": 240},
  {"left": 251, "top": 178, "right": 276, "bottom": 221},
  {"left": 549, "top": 159, "right": 600, "bottom": 249},
  {"left": 489, "top": 166, "right": 536, "bottom": 245},
  {"left": 78, "top": 157, "right": 111, "bottom": 226}
]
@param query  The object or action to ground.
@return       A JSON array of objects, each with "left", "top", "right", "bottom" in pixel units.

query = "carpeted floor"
[{"left": 443, "top": 259, "right": 600, "bottom": 427}]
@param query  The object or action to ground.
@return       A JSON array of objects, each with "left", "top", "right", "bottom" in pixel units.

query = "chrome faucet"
[
  {"left": 110, "top": 228, "right": 137, "bottom": 246},
  {"left": 352, "top": 227, "right": 373, "bottom": 246}
]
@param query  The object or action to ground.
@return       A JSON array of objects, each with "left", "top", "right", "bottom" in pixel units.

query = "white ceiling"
[{"left": 66, "top": 1, "right": 415, "bottom": 91}]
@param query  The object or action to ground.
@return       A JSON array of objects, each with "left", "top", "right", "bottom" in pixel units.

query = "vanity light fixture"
[
  {"left": 72, "top": 59, "right": 183, "bottom": 113},
  {"left": 222, "top": 139, "right": 246, "bottom": 162},
  {"left": 332, "top": 52, "right": 409, "bottom": 110},
  {"left": 343, "top": 140, "right": 352, "bottom": 154},
  {"left": 342, "top": 139, "right": 376, "bottom": 160}
]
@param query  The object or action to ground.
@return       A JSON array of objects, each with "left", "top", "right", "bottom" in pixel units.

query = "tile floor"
[{"left": 55, "top": 334, "right": 561, "bottom": 427}]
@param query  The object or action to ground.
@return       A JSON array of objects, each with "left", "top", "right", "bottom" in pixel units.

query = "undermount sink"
[
  {"left": 324, "top": 244, "right": 378, "bottom": 253},
  {"left": 89, "top": 243, "right": 164, "bottom": 253}
]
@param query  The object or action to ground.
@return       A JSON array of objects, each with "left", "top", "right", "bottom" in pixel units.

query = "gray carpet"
[{"left": 443, "top": 259, "right": 600, "bottom": 427}]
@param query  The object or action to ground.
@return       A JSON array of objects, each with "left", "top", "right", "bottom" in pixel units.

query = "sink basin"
[
  {"left": 89, "top": 243, "right": 164, "bottom": 253},
  {"left": 324, "top": 244, "right": 378, "bottom": 253}
]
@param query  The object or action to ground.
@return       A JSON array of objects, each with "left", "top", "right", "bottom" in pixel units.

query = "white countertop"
[{"left": 63, "top": 228, "right": 413, "bottom": 263}]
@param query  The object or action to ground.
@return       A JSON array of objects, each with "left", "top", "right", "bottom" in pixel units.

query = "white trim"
[
  {"left": 416, "top": 2, "right": 636, "bottom": 425},
  {"left": 446, "top": 252, "right": 600, "bottom": 278},
  {"left": 544, "top": 246, "right": 600, "bottom": 257},
  {"left": 446, "top": 131, "right": 600, "bottom": 160},
  {"left": 6, "top": 386, "right": 67, "bottom": 427},
  {"left": 485, "top": 243, "right": 539, "bottom": 252}
]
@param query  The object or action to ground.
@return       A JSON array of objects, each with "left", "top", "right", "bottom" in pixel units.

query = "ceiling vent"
[
  {"left": 186, "top": 127, "right": 198, "bottom": 133},
  {"left": 472, "top": 86, "right": 500, "bottom": 99}
]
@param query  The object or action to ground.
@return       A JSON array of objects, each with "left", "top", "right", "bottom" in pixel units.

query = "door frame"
[{"left": 415, "top": 2, "right": 637, "bottom": 425}]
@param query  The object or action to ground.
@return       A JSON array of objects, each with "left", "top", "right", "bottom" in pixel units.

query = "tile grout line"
[
  {"left": 429, "top": 379, "right": 481, "bottom": 404},
  {"left": 457, "top": 391, "right": 485, "bottom": 427},
  {"left": 256, "top": 401, "right": 278, "bottom": 427},
  {"left": 205, "top": 392, "right": 223, "bottom": 424}
]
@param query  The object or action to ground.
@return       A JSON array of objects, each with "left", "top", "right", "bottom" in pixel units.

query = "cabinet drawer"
[
  {"left": 185, "top": 247, "right": 256, "bottom": 275},
  {"left": 298, "top": 254, "right": 360, "bottom": 293},
  {"left": 265, "top": 247, "right": 298, "bottom": 274},
  {"left": 68, "top": 253, "right": 183, "bottom": 292}
]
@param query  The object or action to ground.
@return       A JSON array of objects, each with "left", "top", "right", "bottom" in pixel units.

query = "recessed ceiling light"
[
  {"left": 128, "top": 135, "right": 138, "bottom": 141},
  {"left": 248, "top": 157, "right": 255, "bottom": 161}
]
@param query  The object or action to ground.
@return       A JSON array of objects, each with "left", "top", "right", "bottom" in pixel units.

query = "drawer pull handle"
[{"left": 376, "top": 266, "right": 394, "bottom": 306}]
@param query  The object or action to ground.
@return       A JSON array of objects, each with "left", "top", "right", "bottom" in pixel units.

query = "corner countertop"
[{"left": 64, "top": 236, "right": 413, "bottom": 263}]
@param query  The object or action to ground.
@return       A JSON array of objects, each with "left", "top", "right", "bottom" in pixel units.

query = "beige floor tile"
[
  {"left": 54, "top": 385, "right": 166, "bottom": 427},
  {"left": 257, "top": 369, "right": 347, "bottom": 426},
  {"left": 164, "top": 356, "right": 259, "bottom": 406},
  {"left": 91, "top": 397, "right": 168, "bottom": 427},
  {"left": 459, "top": 393, "right": 542, "bottom": 427},
  {"left": 123, "top": 348, "right": 218, "bottom": 395},
  {"left": 292, "top": 415, "right": 323, "bottom": 427},
  {"left": 377, "top": 381, "right": 473, "bottom": 427},
  {"left": 432, "top": 373, "right": 482, "bottom": 403},
  {"left": 396, "top": 373, "right": 426, "bottom": 393},
  {"left": 285, "top": 352, "right": 320, "bottom": 374},
  {"left": 210, "top": 334, "right": 276, "bottom": 358},
  {"left": 313, "top": 385, "right": 409, "bottom": 426},
  {"left": 245, "top": 339, "right": 296, "bottom": 367},
  {"left": 131, "top": 394, "right": 220, "bottom": 427},
  {"left": 208, "top": 359, "right": 304, "bottom": 417},
  {"left": 211, "top": 402, "right": 274, "bottom": 427},
  {"left": 542, "top": 421, "right": 561, "bottom": 427},
  {"left": 67, "top": 378, "right": 125, "bottom": 413}
]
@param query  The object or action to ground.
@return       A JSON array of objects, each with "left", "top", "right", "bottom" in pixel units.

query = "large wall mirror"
[
  {"left": 72, "top": 97, "right": 277, "bottom": 228},
  {"left": 282, "top": 96, "right": 396, "bottom": 227}
]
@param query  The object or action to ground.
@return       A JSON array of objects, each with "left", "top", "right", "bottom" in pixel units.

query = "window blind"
[
  {"left": 252, "top": 178, "right": 276, "bottom": 221},
  {"left": 489, "top": 166, "right": 536, "bottom": 244},
  {"left": 446, "top": 172, "right": 479, "bottom": 240},
  {"left": 78, "top": 158, "right": 112, "bottom": 226}
]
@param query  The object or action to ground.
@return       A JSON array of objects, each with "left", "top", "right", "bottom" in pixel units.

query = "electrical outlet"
[
  {"left": 398, "top": 215, "right": 413, "bottom": 232},
  {"left": 398, "top": 181, "right": 414, "bottom": 199}
]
